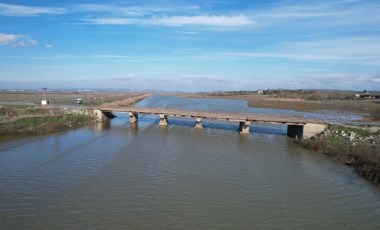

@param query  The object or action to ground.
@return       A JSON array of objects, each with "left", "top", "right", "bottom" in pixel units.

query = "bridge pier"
[
  {"left": 239, "top": 121, "right": 250, "bottom": 134},
  {"left": 129, "top": 112, "right": 138, "bottom": 123},
  {"left": 159, "top": 114, "right": 168, "bottom": 126},
  {"left": 194, "top": 117, "right": 203, "bottom": 129}
]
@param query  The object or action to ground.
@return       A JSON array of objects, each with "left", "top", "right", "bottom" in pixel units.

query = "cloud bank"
[
  {"left": 85, "top": 15, "right": 254, "bottom": 27},
  {"left": 0, "top": 3, "right": 65, "bottom": 17}
]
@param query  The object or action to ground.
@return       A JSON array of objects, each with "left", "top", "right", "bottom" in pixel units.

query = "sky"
[{"left": 0, "top": 0, "right": 380, "bottom": 91}]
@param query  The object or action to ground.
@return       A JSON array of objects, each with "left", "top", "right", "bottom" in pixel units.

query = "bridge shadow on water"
[{"left": 136, "top": 115, "right": 287, "bottom": 136}]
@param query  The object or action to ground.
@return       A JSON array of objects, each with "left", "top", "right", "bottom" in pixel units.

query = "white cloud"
[
  {"left": 106, "top": 73, "right": 136, "bottom": 81},
  {"left": 204, "top": 36, "right": 380, "bottom": 65},
  {"left": 45, "top": 44, "right": 53, "bottom": 48},
  {"left": 85, "top": 15, "right": 254, "bottom": 27},
  {"left": 153, "top": 15, "right": 253, "bottom": 27},
  {"left": 175, "top": 31, "right": 199, "bottom": 35},
  {"left": 0, "top": 3, "right": 66, "bottom": 17},
  {"left": 90, "top": 72, "right": 380, "bottom": 91},
  {"left": 73, "top": 4, "right": 147, "bottom": 16},
  {"left": 0, "top": 33, "right": 39, "bottom": 47},
  {"left": 72, "top": 3, "right": 200, "bottom": 16},
  {"left": 250, "top": 0, "right": 380, "bottom": 29},
  {"left": 0, "top": 33, "right": 19, "bottom": 46}
]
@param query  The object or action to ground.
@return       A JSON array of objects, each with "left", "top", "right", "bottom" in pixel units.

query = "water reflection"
[
  {"left": 93, "top": 119, "right": 111, "bottom": 131},
  {"left": 129, "top": 122, "right": 139, "bottom": 135},
  {"left": 159, "top": 124, "right": 169, "bottom": 135}
]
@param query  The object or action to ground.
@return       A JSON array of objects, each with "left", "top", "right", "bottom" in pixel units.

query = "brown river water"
[{"left": 0, "top": 96, "right": 379, "bottom": 229}]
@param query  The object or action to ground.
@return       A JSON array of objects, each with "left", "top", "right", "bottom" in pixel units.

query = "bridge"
[{"left": 94, "top": 107, "right": 327, "bottom": 139}]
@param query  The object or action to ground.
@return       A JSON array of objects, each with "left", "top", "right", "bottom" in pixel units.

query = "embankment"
[
  {"left": 99, "top": 94, "right": 150, "bottom": 108},
  {"left": 300, "top": 124, "right": 380, "bottom": 185},
  {"left": 0, "top": 94, "right": 151, "bottom": 139},
  {"left": 0, "top": 107, "right": 96, "bottom": 139}
]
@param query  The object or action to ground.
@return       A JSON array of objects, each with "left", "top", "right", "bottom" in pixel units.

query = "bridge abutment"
[
  {"left": 159, "top": 114, "right": 168, "bottom": 126},
  {"left": 303, "top": 123, "right": 327, "bottom": 139},
  {"left": 94, "top": 109, "right": 114, "bottom": 121},
  {"left": 287, "top": 123, "right": 327, "bottom": 139},
  {"left": 94, "top": 109, "right": 105, "bottom": 121},
  {"left": 239, "top": 121, "right": 250, "bottom": 134},
  {"left": 287, "top": 125, "right": 303, "bottom": 139}
]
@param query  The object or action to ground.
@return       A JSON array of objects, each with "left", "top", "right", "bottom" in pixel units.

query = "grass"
[
  {"left": 300, "top": 124, "right": 380, "bottom": 185},
  {"left": 0, "top": 93, "right": 149, "bottom": 139},
  {"left": 330, "top": 125, "right": 374, "bottom": 138},
  {"left": 11, "top": 116, "right": 62, "bottom": 127},
  {"left": 0, "top": 106, "right": 96, "bottom": 139}
]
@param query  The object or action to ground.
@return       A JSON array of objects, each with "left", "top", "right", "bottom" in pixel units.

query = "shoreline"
[
  {"left": 300, "top": 124, "right": 380, "bottom": 186},
  {"left": 0, "top": 108, "right": 96, "bottom": 140},
  {"left": 0, "top": 94, "right": 150, "bottom": 140}
]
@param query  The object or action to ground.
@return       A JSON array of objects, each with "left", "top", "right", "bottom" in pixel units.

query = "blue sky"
[{"left": 0, "top": 0, "right": 380, "bottom": 91}]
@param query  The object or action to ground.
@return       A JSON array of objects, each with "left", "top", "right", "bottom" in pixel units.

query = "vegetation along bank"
[
  {"left": 0, "top": 106, "right": 97, "bottom": 139},
  {"left": 0, "top": 94, "right": 151, "bottom": 140},
  {"left": 300, "top": 124, "right": 380, "bottom": 185}
]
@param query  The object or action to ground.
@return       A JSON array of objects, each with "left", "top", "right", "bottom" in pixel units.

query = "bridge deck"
[{"left": 99, "top": 106, "right": 310, "bottom": 125}]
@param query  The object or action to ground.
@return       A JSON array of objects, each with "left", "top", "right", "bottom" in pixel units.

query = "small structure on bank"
[
  {"left": 41, "top": 87, "right": 50, "bottom": 105},
  {"left": 41, "top": 100, "right": 50, "bottom": 105},
  {"left": 355, "top": 92, "right": 380, "bottom": 99}
]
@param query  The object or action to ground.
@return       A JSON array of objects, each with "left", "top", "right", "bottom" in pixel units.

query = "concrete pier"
[
  {"left": 194, "top": 117, "right": 203, "bottom": 129},
  {"left": 239, "top": 121, "right": 250, "bottom": 134},
  {"left": 129, "top": 112, "right": 138, "bottom": 123},
  {"left": 159, "top": 114, "right": 168, "bottom": 126}
]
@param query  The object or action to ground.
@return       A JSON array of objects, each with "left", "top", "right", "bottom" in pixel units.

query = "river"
[{"left": 0, "top": 96, "right": 379, "bottom": 229}]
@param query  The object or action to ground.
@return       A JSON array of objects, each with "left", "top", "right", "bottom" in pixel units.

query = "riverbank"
[
  {"left": 0, "top": 94, "right": 150, "bottom": 140},
  {"left": 99, "top": 94, "right": 150, "bottom": 108},
  {"left": 300, "top": 124, "right": 380, "bottom": 185},
  {"left": 0, "top": 107, "right": 97, "bottom": 140}
]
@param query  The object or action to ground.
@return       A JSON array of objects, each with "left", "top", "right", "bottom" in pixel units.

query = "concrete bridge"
[{"left": 94, "top": 107, "right": 327, "bottom": 139}]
